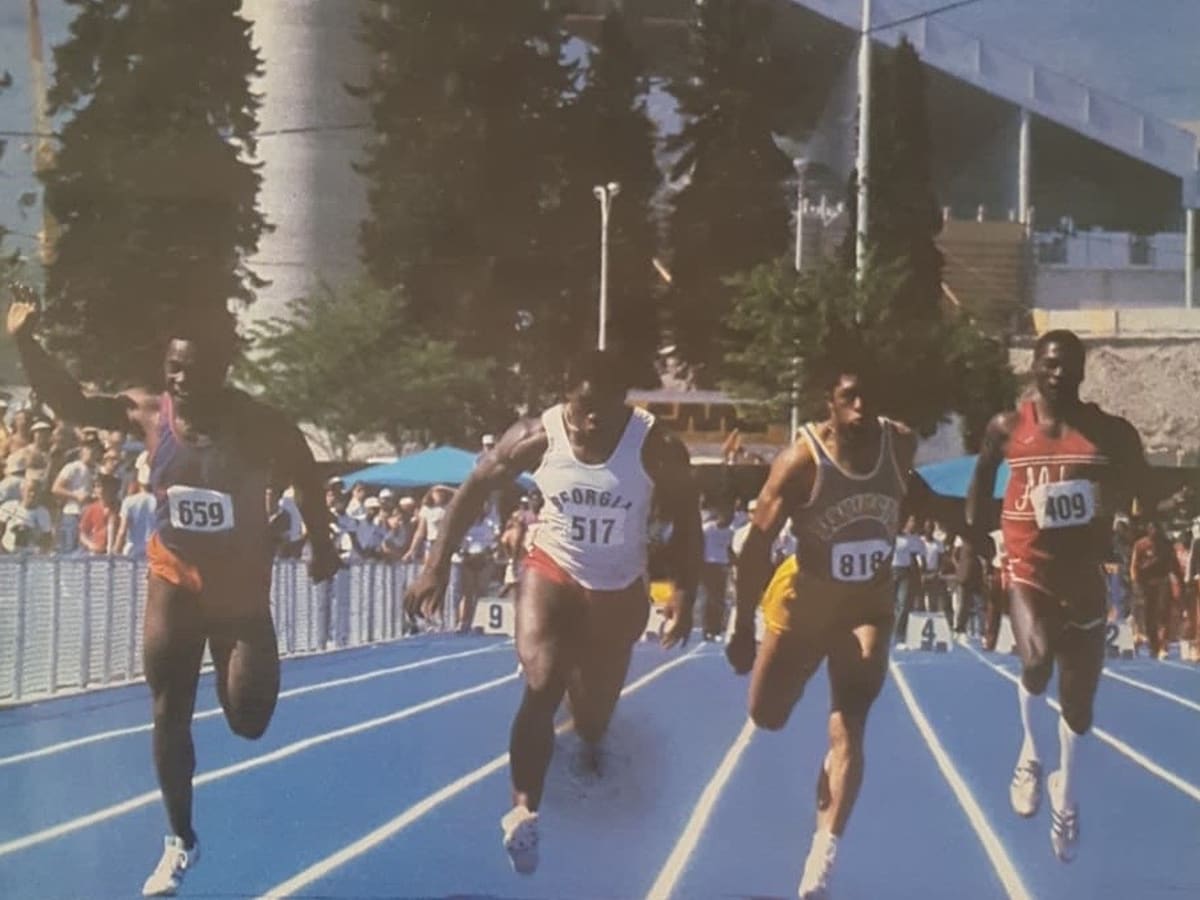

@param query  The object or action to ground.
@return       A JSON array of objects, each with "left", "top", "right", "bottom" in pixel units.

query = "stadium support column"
[
  {"left": 1187, "top": 207, "right": 1196, "bottom": 309},
  {"left": 1018, "top": 108, "right": 1032, "bottom": 231}
]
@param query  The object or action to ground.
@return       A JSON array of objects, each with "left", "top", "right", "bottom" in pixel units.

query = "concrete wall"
[
  {"left": 1034, "top": 269, "right": 1188, "bottom": 309},
  {"left": 1031, "top": 306, "right": 1200, "bottom": 336}
]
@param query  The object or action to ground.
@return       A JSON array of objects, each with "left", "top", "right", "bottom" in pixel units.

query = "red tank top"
[{"left": 1001, "top": 400, "right": 1114, "bottom": 569}]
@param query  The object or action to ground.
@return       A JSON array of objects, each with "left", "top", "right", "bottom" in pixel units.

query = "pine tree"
[
  {"left": 664, "top": 0, "right": 795, "bottom": 385},
  {"left": 40, "top": 0, "right": 267, "bottom": 387},
  {"left": 356, "top": 1, "right": 577, "bottom": 414},
  {"left": 558, "top": 11, "right": 662, "bottom": 388}
]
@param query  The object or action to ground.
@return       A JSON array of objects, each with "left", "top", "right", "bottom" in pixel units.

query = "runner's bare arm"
[
  {"left": 7, "top": 288, "right": 156, "bottom": 435},
  {"left": 643, "top": 425, "right": 701, "bottom": 647},
  {"left": 890, "top": 421, "right": 934, "bottom": 522},
  {"left": 1110, "top": 416, "right": 1178, "bottom": 519},
  {"left": 420, "top": 418, "right": 548, "bottom": 581},
  {"left": 964, "top": 412, "right": 1014, "bottom": 548},
  {"left": 732, "top": 440, "right": 813, "bottom": 636}
]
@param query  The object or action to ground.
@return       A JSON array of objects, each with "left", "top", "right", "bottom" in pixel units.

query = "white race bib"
[
  {"left": 832, "top": 538, "right": 892, "bottom": 583},
  {"left": 1031, "top": 479, "right": 1095, "bottom": 530},
  {"left": 167, "top": 486, "right": 235, "bottom": 533},
  {"left": 565, "top": 508, "right": 627, "bottom": 547}
]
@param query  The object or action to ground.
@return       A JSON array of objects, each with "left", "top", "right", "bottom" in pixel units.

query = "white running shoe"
[
  {"left": 142, "top": 835, "right": 199, "bottom": 897},
  {"left": 797, "top": 832, "right": 837, "bottom": 899},
  {"left": 1010, "top": 758, "right": 1042, "bottom": 817},
  {"left": 1047, "top": 770, "right": 1079, "bottom": 862},
  {"left": 500, "top": 805, "right": 539, "bottom": 875}
]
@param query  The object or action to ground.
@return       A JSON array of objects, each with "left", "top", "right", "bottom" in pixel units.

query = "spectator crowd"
[{"left": 0, "top": 397, "right": 156, "bottom": 558}]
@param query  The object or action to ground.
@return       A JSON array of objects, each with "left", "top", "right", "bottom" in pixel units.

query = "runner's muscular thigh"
[{"left": 515, "top": 568, "right": 584, "bottom": 689}]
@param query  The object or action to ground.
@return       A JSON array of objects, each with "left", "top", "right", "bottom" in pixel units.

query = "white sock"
[
  {"left": 1018, "top": 682, "right": 1039, "bottom": 763},
  {"left": 807, "top": 829, "right": 837, "bottom": 862},
  {"left": 1058, "top": 716, "right": 1081, "bottom": 808}
]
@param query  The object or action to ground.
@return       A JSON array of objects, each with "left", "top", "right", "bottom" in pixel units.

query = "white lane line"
[
  {"left": 0, "top": 671, "right": 519, "bottom": 858},
  {"left": 1160, "top": 658, "right": 1200, "bottom": 674},
  {"left": 0, "top": 643, "right": 509, "bottom": 768},
  {"left": 964, "top": 642, "right": 1200, "bottom": 804},
  {"left": 645, "top": 717, "right": 756, "bottom": 900},
  {"left": 1102, "top": 669, "right": 1200, "bottom": 714},
  {"left": 257, "top": 645, "right": 708, "bottom": 899},
  {"left": 890, "top": 661, "right": 1033, "bottom": 900}
]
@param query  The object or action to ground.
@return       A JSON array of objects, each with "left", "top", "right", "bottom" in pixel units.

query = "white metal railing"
[{"left": 0, "top": 556, "right": 464, "bottom": 705}]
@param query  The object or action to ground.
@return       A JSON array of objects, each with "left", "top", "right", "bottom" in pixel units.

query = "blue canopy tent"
[
  {"left": 341, "top": 445, "right": 535, "bottom": 491},
  {"left": 916, "top": 455, "right": 1010, "bottom": 500}
]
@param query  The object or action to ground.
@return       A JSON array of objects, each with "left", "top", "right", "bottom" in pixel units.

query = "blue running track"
[{"left": 1, "top": 634, "right": 1197, "bottom": 899}]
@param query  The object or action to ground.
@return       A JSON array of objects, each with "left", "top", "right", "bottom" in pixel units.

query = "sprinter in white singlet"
[{"left": 406, "top": 350, "right": 701, "bottom": 875}]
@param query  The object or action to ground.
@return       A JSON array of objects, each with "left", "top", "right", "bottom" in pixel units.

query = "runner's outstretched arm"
[
  {"left": 6, "top": 285, "right": 147, "bottom": 432},
  {"left": 271, "top": 412, "right": 339, "bottom": 584},
  {"left": 728, "top": 441, "right": 808, "bottom": 673},
  {"left": 965, "top": 414, "right": 1011, "bottom": 552},
  {"left": 405, "top": 420, "right": 547, "bottom": 617}
]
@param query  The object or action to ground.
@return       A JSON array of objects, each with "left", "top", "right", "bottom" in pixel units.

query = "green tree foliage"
[
  {"left": 242, "top": 281, "right": 495, "bottom": 459},
  {"left": 39, "top": 0, "right": 267, "bottom": 387},
  {"left": 724, "top": 257, "right": 1016, "bottom": 445},
  {"left": 665, "top": 0, "right": 795, "bottom": 384},
  {"left": 355, "top": 1, "right": 579, "bottom": 411},
  {"left": 557, "top": 11, "right": 662, "bottom": 388}
]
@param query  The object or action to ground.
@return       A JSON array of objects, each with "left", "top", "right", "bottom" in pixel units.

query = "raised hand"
[{"left": 6, "top": 284, "right": 40, "bottom": 338}]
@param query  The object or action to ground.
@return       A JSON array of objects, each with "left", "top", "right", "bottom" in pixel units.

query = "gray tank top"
[{"left": 791, "top": 420, "right": 906, "bottom": 584}]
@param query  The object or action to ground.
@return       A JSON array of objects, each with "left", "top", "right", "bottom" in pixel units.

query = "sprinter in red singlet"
[
  {"left": 726, "top": 361, "right": 921, "bottom": 900},
  {"left": 7, "top": 287, "right": 341, "bottom": 896},
  {"left": 965, "top": 329, "right": 1154, "bottom": 863},
  {"left": 405, "top": 349, "right": 701, "bottom": 875}
]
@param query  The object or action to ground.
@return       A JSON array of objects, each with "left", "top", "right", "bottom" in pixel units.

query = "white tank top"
[{"left": 532, "top": 404, "right": 655, "bottom": 590}]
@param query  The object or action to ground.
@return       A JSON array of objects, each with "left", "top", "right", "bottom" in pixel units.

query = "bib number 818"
[
  {"left": 831, "top": 539, "right": 892, "bottom": 583},
  {"left": 837, "top": 550, "right": 888, "bottom": 580}
]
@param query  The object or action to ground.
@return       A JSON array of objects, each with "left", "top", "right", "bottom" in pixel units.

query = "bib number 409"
[{"left": 1032, "top": 480, "right": 1095, "bottom": 530}]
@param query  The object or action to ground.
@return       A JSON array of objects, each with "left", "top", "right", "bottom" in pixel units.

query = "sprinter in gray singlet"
[{"left": 727, "top": 362, "right": 923, "bottom": 899}]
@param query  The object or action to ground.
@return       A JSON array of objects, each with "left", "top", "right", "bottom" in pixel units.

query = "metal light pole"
[
  {"left": 593, "top": 181, "right": 620, "bottom": 350},
  {"left": 793, "top": 157, "right": 808, "bottom": 273},
  {"left": 855, "top": 0, "right": 873, "bottom": 280}
]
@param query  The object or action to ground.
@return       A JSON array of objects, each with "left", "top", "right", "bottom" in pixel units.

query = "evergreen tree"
[
  {"left": 664, "top": 0, "right": 795, "bottom": 385},
  {"left": 558, "top": 11, "right": 662, "bottom": 388},
  {"left": 40, "top": 0, "right": 267, "bottom": 387},
  {"left": 356, "top": 1, "right": 577, "bottom": 414}
]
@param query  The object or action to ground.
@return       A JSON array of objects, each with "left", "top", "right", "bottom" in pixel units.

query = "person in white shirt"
[
  {"left": 276, "top": 486, "right": 305, "bottom": 558},
  {"left": 892, "top": 515, "right": 925, "bottom": 646},
  {"left": 919, "top": 519, "right": 948, "bottom": 619},
  {"left": 731, "top": 499, "right": 756, "bottom": 562},
  {"left": 700, "top": 505, "right": 735, "bottom": 640},
  {"left": 52, "top": 439, "right": 99, "bottom": 552},
  {"left": 454, "top": 509, "right": 500, "bottom": 631},
  {"left": 356, "top": 496, "right": 387, "bottom": 558},
  {"left": 0, "top": 477, "right": 53, "bottom": 553},
  {"left": 405, "top": 349, "right": 700, "bottom": 876},
  {"left": 403, "top": 486, "right": 452, "bottom": 563},
  {"left": 772, "top": 517, "right": 798, "bottom": 566},
  {"left": 115, "top": 453, "right": 157, "bottom": 559},
  {"left": 345, "top": 482, "right": 369, "bottom": 519}
]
